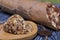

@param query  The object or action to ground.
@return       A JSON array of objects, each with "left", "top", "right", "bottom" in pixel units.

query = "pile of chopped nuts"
[
  {"left": 47, "top": 5, "right": 60, "bottom": 29},
  {"left": 3, "top": 14, "right": 33, "bottom": 35}
]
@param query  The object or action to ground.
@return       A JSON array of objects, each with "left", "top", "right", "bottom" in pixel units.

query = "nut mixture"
[
  {"left": 3, "top": 14, "right": 33, "bottom": 35},
  {"left": 47, "top": 5, "right": 60, "bottom": 29}
]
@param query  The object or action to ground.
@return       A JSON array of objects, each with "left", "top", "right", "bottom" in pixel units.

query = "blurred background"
[{"left": 34, "top": 0, "right": 60, "bottom": 4}]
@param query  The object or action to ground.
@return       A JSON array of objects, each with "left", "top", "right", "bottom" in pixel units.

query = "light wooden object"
[{"left": 0, "top": 21, "right": 38, "bottom": 40}]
